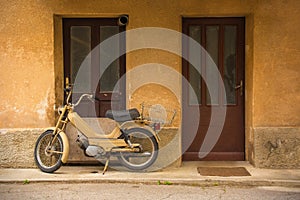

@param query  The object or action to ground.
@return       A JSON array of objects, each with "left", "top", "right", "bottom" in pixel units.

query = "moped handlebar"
[
  {"left": 64, "top": 84, "right": 98, "bottom": 107},
  {"left": 72, "top": 94, "right": 93, "bottom": 107}
]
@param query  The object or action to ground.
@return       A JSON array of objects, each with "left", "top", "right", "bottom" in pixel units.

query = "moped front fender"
[{"left": 45, "top": 128, "right": 70, "bottom": 164}]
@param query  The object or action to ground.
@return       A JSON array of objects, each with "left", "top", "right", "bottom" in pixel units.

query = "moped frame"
[{"left": 47, "top": 86, "right": 160, "bottom": 173}]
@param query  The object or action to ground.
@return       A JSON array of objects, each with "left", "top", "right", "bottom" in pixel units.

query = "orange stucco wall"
[
  {"left": 252, "top": 1, "right": 300, "bottom": 127},
  {"left": 1, "top": 0, "right": 299, "bottom": 128},
  {"left": 0, "top": 0, "right": 299, "bottom": 167}
]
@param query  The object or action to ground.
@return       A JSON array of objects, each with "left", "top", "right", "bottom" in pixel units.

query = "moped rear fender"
[
  {"left": 120, "top": 121, "right": 160, "bottom": 142},
  {"left": 45, "top": 128, "right": 70, "bottom": 164}
]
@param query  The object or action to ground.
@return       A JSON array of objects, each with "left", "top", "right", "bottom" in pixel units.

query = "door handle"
[{"left": 235, "top": 80, "right": 243, "bottom": 96}]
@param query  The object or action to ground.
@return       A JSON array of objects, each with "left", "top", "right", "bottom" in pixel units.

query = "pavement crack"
[{"left": 160, "top": 193, "right": 175, "bottom": 200}]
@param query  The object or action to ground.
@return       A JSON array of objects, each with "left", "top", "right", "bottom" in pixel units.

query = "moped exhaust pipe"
[{"left": 118, "top": 15, "right": 129, "bottom": 26}]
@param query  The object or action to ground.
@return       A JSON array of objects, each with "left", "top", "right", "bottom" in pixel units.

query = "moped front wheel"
[
  {"left": 118, "top": 128, "right": 158, "bottom": 171},
  {"left": 34, "top": 130, "right": 63, "bottom": 173}
]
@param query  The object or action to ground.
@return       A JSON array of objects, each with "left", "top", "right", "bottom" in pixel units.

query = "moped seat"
[{"left": 105, "top": 108, "right": 140, "bottom": 122}]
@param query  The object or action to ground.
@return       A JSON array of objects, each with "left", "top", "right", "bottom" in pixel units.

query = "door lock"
[{"left": 235, "top": 80, "right": 243, "bottom": 96}]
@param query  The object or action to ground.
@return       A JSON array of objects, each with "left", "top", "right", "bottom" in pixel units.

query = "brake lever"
[{"left": 87, "top": 95, "right": 95, "bottom": 103}]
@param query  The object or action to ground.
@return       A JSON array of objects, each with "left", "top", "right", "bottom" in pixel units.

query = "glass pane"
[
  {"left": 224, "top": 25, "right": 237, "bottom": 105},
  {"left": 70, "top": 26, "right": 91, "bottom": 92},
  {"left": 189, "top": 26, "right": 202, "bottom": 105},
  {"left": 99, "top": 26, "right": 120, "bottom": 92},
  {"left": 205, "top": 26, "right": 219, "bottom": 105}
]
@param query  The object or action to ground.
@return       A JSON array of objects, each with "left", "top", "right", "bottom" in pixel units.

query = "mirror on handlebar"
[{"left": 64, "top": 77, "right": 73, "bottom": 93}]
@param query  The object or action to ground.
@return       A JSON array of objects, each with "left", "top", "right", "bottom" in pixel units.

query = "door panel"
[
  {"left": 182, "top": 17, "right": 245, "bottom": 161},
  {"left": 63, "top": 18, "right": 126, "bottom": 117},
  {"left": 70, "top": 26, "right": 92, "bottom": 93}
]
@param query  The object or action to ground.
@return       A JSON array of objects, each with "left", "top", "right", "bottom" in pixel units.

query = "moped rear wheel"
[
  {"left": 34, "top": 130, "right": 63, "bottom": 173},
  {"left": 118, "top": 128, "right": 158, "bottom": 171}
]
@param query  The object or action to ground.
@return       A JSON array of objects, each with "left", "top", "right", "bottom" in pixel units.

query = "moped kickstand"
[{"left": 102, "top": 153, "right": 110, "bottom": 175}]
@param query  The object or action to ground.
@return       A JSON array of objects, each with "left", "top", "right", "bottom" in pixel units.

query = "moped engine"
[
  {"left": 76, "top": 134, "right": 89, "bottom": 150},
  {"left": 76, "top": 134, "right": 106, "bottom": 159},
  {"left": 85, "top": 146, "right": 105, "bottom": 159}
]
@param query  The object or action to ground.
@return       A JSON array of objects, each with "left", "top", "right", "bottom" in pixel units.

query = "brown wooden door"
[
  {"left": 63, "top": 18, "right": 126, "bottom": 117},
  {"left": 182, "top": 17, "right": 245, "bottom": 161}
]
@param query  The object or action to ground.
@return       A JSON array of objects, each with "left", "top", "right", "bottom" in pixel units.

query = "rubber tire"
[
  {"left": 118, "top": 128, "right": 158, "bottom": 171},
  {"left": 34, "top": 130, "right": 63, "bottom": 173}
]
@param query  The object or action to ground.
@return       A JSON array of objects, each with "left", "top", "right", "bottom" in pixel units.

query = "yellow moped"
[{"left": 34, "top": 84, "right": 164, "bottom": 174}]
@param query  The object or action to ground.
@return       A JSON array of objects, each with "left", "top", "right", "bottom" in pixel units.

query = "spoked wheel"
[
  {"left": 34, "top": 130, "right": 64, "bottom": 173},
  {"left": 118, "top": 128, "right": 158, "bottom": 171}
]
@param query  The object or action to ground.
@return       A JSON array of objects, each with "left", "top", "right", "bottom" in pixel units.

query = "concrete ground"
[
  {"left": 1, "top": 183, "right": 300, "bottom": 200},
  {"left": 0, "top": 162, "right": 300, "bottom": 188}
]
